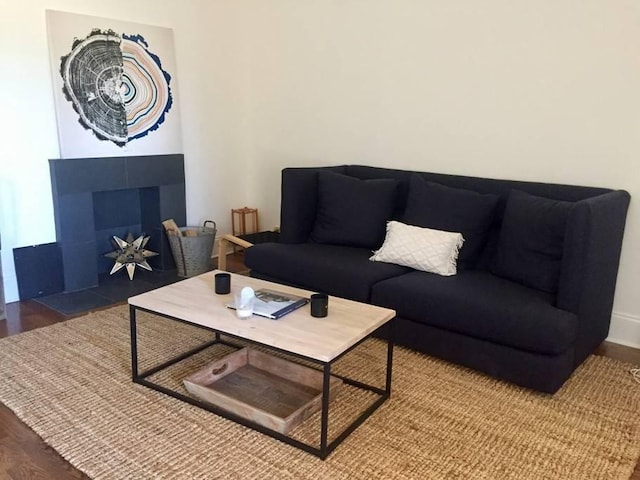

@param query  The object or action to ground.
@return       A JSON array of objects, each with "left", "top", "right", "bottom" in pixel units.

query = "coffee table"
[{"left": 128, "top": 270, "right": 396, "bottom": 459}]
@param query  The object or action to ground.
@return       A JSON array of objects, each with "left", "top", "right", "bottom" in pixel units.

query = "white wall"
[
  {"left": 2, "top": 1, "right": 639, "bottom": 347},
  {"left": 0, "top": 0, "right": 250, "bottom": 303},
  {"left": 237, "top": 1, "right": 640, "bottom": 347}
]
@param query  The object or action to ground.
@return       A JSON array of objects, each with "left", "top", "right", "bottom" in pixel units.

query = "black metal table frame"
[{"left": 129, "top": 304, "right": 395, "bottom": 460}]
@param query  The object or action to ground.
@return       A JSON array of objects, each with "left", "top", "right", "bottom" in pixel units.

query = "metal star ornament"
[{"left": 104, "top": 233, "right": 159, "bottom": 280}]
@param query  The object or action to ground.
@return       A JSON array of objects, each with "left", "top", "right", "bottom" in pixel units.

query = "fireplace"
[{"left": 49, "top": 154, "right": 186, "bottom": 293}]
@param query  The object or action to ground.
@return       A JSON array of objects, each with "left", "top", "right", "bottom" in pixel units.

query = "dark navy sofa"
[{"left": 244, "top": 165, "right": 630, "bottom": 393}]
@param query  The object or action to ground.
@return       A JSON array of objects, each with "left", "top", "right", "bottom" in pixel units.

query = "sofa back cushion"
[
  {"left": 310, "top": 171, "right": 399, "bottom": 249},
  {"left": 491, "top": 190, "right": 572, "bottom": 294},
  {"left": 402, "top": 174, "right": 500, "bottom": 269}
]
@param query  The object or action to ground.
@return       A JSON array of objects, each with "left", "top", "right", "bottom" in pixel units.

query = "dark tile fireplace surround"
[{"left": 14, "top": 154, "right": 189, "bottom": 315}]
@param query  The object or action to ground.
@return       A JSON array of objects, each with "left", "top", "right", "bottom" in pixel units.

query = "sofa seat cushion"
[
  {"left": 370, "top": 270, "right": 578, "bottom": 355},
  {"left": 245, "top": 243, "right": 411, "bottom": 302}
]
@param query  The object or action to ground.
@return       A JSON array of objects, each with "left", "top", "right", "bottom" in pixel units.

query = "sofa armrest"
[
  {"left": 279, "top": 166, "right": 347, "bottom": 244},
  {"left": 557, "top": 190, "right": 630, "bottom": 363}
]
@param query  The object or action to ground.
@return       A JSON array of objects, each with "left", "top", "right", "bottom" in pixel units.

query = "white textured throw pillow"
[{"left": 370, "top": 221, "right": 464, "bottom": 276}]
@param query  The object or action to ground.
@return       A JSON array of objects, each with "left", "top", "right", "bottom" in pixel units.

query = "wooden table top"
[{"left": 128, "top": 270, "right": 396, "bottom": 363}]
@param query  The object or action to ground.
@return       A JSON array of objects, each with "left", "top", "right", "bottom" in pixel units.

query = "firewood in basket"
[{"left": 162, "top": 218, "right": 181, "bottom": 236}]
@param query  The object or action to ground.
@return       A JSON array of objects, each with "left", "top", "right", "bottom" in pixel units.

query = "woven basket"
[{"left": 168, "top": 221, "right": 217, "bottom": 277}]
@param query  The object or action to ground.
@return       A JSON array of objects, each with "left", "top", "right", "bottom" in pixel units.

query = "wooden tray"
[{"left": 183, "top": 348, "right": 342, "bottom": 434}]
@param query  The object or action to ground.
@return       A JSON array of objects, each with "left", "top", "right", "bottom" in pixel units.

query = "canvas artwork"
[{"left": 46, "top": 10, "right": 182, "bottom": 158}]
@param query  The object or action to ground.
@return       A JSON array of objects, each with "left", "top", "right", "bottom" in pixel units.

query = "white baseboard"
[{"left": 607, "top": 311, "right": 640, "bottom": 349}]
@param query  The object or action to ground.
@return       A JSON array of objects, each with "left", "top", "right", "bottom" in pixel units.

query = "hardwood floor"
[
  {"left": 0, "top": 300, "right": 91, "bottom": 480},
  {"left": 0, "top": 254, "right": 638, "bottom": 479}
]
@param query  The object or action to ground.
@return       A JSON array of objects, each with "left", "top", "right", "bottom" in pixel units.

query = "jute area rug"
[{"left": 0, "top": 305, "right": 638, "bottom": 480}]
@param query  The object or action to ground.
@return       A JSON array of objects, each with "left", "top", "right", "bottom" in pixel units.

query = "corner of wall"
[{"left": 607, "top": 311, "right": 640, "bottom": 350}]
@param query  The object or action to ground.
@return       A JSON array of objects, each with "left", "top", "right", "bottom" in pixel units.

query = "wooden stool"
[
  {"left": 232, "top": 207, "right": 259, "bottom": 236},
  {"left": 231, "top": 207, "right": 259, "bottom": 252}
]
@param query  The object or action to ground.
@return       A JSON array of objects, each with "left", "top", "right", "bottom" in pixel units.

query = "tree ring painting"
[{"left": 47, "top": 10, "right": 182, "bottom": 158}]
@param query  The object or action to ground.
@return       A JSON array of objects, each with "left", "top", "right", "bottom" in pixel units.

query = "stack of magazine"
[{"left": 227, "top": 288, "right": 309, "bottom": 319}]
